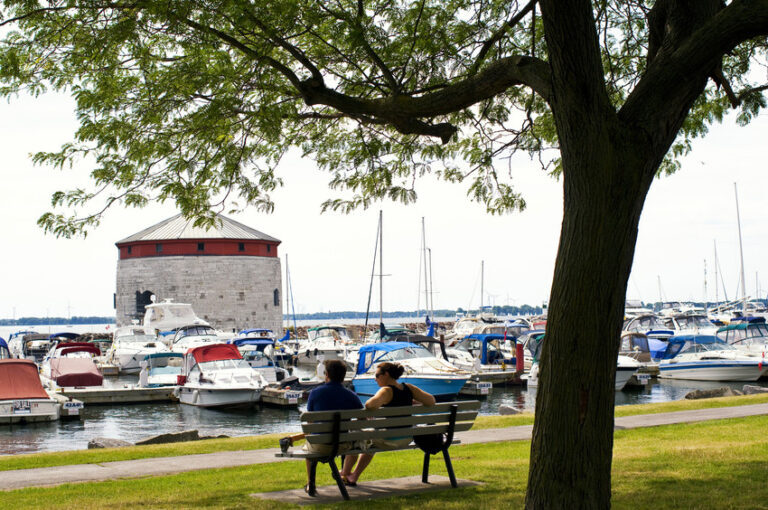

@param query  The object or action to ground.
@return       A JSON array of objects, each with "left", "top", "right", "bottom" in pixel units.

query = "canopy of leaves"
[{"left": 0, "top": 1, "right": 765, "bottom": 236}]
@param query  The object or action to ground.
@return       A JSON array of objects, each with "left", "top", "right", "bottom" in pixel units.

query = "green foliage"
[{"left": 0, "top": 2, "right": 766, "bottom": 235}]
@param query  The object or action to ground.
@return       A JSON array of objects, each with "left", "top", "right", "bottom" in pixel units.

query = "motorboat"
[
  {"left": 352, "top": 341, "right": 469, "bottom": 399},
  {"left": 659, "top": 313, "right": 718, "bottom": 336},
  {"left": 8, "top": 331, "right": 74, "bottom": 363},
  {"left": 107, "top": 325, "right": 169, "bottom": 374},
  {"left": 228, "top": 337, "right": 290, "bottom": 384},
  {"left": 716, "top": 319, "right": 768, "bottom": 357},
  {"left": 138, "top": 352, "right": 184, "bottom": 387},
  {"left": 41, "top": 342, "right": 103, "bottom": 388},
  {"left": 294, "top": 325, "right": 350, "bottom": 365},
  {"left": 619, "top": 332, "right": 659, "bottom": 385},
  {"left": 170, "top": 324, "right": 222, "bottom": 353},
  {"left": 231, "top": 329, "right": 294, "bottom": 366},
  {"left": 446, "top": 334, "right": 521, "bottom": 383},
  {"left": 0, "top": 337, "right": 10, "bottom": 359},
  {"left": 176, "top": 344, "right": 266, "bottom": 408},
  {"left": 0, "top": 359, "right": 61, "bottom": 424},
  {"left": 525, "top": 333, "right": 638, "bottom": 390},
  {"left": 622, "top": 314, "right": 674, "bottom": 359},
  {"left": 658, "top": 335, "right": 767, "bottom": 381},
  {"left": 142, "top": 298, "right": 209, "bottom": 335}
]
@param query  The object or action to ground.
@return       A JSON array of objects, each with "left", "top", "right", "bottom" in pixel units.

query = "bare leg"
[
  {"left": 347, "top": 453, "right": 374, "bottom": 484},
  {"left": 341, "top": 454, "right": 358, "bottom": 477}
]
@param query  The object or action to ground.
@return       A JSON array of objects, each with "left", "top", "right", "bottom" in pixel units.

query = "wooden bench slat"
[
  {"left": 275, "top": 440, "right": 463, "bottom": 459},
  {"left": 300, "top": 400, "right": 481, "bottom": 422},
  {"left": 301, "top": 411, "right": 479, "bottom": 433},
  {"left": 305, "top": 422, "right": 474, "bottom": 444}
]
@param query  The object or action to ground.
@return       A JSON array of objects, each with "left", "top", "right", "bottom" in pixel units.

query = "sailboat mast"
[
  {"left": 428, "top": 247, "right": 434, "bottom": 317},
  {"left": 714, "top": 241, "right": 719, "bottom": 305},
  {"left": 422, "top": 217, "right": 429, "bottom": 317},
  {"left": 734, "top": 183, "right": 747, "bottom": 314},
  {"left": 379, "top": 210, "right": 383, "bottom": 324},
  {"left": 480, "top": 260, "right": 484, "bottom": 311},
  {"left": 703, "top": 259, "right": 708, "bottom": 313}
]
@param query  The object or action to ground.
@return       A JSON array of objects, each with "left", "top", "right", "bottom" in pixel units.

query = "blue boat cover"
[
  {"left": 279, "top": 330, "right": 290, "bottom": 342},
  {"left": 49, "top": 332, "right": 79, "bottom": 340},
  {"left": 0, "top": 338, "right": 7, "bottom": 349},
  {"left": 356, "top": 341, "right": 418, "bottom": 375},
  {"left": 647, "top": 338, "right": 668, "bottom": 360},
  {"left": 230, "top": 338, "right": 274, "bottom": 348},
  {"left": 466, "top": 334, "right": 513, "bottom": 364},
  {"left": 143, "top": 352, "right": 183, "bottom": 360}
]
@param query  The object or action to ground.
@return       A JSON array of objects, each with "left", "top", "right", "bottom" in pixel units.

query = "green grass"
[
  {"left": 0, "top": 392, "right": 766, "bottom": 474},
  {"left": 1, "top": 415, "right": 767, "bottom": 509}
]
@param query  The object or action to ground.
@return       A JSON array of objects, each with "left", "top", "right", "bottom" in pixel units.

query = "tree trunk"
[{"left": 525, "top": 132, "right": 656, "bottom": 509}]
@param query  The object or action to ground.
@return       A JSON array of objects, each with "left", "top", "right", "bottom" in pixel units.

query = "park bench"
[{"left": 275, "top": 400, "right": 481, "bottom": 500}]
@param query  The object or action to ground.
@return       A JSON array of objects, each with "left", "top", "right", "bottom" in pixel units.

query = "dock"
[
  {"left": 47, "top": 391, "right": 85, "bottom": 420},
  {"left": 260, "top": 387, "right": 305, "bottom": 407},
  {"left": 54, "top": 385, "right": 177, "bottom": 405},
  {"left": 460, "top": 380, "right": 493, "bottom": 396}
]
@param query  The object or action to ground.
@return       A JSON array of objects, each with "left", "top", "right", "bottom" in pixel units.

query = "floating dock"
[
  {"left": 54, "top": 385, "right": 177, "bottom": 405},
  {"left": 460, "top": 380, "right": 493, "bottom": 397},
  {"left": 260, "top": 387, "right": 305, "bottom": 407},
  {"left": 47, "top": 392, "right": 85, "bottom": 420}
]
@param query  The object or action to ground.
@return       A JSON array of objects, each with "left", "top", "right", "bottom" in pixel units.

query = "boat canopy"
[
  {"left": 54, "top": 342, "right": 96, "bottom": 350},
  {"left": 391, "top": 335, "right": 448, "bottom": 360},
  {"left": 465, "top": 334, "right": 512, "bottom": 364},
  {"left": 0, "top": 338, "right": 9, "bottom": 359},
  {"left": 230, "top": 338, "right": 274, "bottom": 348},
  {"left": 189, "top": 343, "right": 242, "bottom": 363},
  {"left": 50, "top": 332, "right": 80, "bottom": 340},
  {"left": 0, "top": 359, "right": 49, "bottom": 399},
  {"left": 662, "top": 335, "right": 731, "bottom": 359},
  {"left": 356, "top": 341, "right": 418, "bottom": 375},
  {"left": 0, "top": 338, "right": 7, "bottom": 350},
  {"left": 236, "top": 328, "right": 274, "bottom": 337},
  {"left": 143, "top": 352, "right": 183, "bottom": 360},
  {"left": 59, "top": 345, "right": 101, "bottom": 357}
]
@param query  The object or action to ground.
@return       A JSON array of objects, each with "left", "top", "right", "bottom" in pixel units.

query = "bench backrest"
[{"left": 300, "top": 401, "right": 481, "bottom": 444}]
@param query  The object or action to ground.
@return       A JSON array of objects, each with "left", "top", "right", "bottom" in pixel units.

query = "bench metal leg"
[
  {"left": 422, "top": 452, "right": 431, "bottom": 483},
  {"left": 308, "top": 460, "right": 318, "bottom": 496},
  {"left": 328, "top": 458, "right": 350, "bottom": 500},
  {"left": 442, "top": 449, "right": 458, "bottom": 488}
]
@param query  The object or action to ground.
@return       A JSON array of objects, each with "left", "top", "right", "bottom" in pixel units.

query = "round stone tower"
[{"left": 115, "top": 214, "right": 282, "bottom": 333}]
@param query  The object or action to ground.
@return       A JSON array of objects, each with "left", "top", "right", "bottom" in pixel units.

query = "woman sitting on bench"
[{"left": 340, "top": 361, "right": 436, "bottom": 486}]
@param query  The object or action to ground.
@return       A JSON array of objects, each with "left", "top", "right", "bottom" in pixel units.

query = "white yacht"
[
  {"left": 176, "top": 344, "right": 266, "bottom": 408},
  {"left": 142, "top": 298, "right": 209, "bottom": 335},
  {"left": 294, "top": 325, "right": 350, "bottom": 366},
  {"left": 659, "top": 313, "right": 718, "bottom": 336},
  {"left": 0, "top": 359, "right": 61, "bottom": 424},
  {"left": 138, "top": 352, "right": 184, "bottom": 387},
  {"left": 659, "top": 335, "right": 766, "bottom": 381},
  {"left": 716, "top": 319, "right": 768, "bottom": 357},
  {"left": 107, "top": 325, "right": 170, "bottom": 374},
  {"left": 446, "top": 334, "right": 521, "bottom": 383},
  {"left": 170, "top": 324, "right": 222, "bottom": 354},
  {"left": 41, "top": 341, "right": 103, "bottom": 388}
]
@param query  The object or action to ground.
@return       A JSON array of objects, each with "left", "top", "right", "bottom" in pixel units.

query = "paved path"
[{"left": 1, "top": 403, "right": 767, "bottom": 491}]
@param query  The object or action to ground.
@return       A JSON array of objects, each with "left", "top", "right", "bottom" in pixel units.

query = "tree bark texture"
[{"left": 524, "top": 134, "right": 655, "bottom": 510}]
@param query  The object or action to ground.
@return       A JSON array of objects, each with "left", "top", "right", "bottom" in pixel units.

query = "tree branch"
[{"left": 471, "top": 0, "right": 537, "bottom": 75}]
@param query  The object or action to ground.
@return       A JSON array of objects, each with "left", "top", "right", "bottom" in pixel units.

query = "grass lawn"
[
  {"left": 0, "top": 414, "right": 767, "bottom": 509},
  {"left": 0, "top": 392, "right": 766, "bottom": 473}
]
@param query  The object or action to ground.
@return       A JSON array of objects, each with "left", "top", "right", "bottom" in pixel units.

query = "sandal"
[{"left": 341, "top": 475, "right": 357, "bottom": 487}]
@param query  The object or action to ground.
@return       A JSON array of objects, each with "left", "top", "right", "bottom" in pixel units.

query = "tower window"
[
  {"left": 273, "top": 289, "right": 280, "bottom": 306},
  {"left": 238, "top": 242, "right": 245, "bottom": 252},
  {"left": 267, "top": 244, "right": 271, "bottom": 253},
  {"left": 156, "top": 243, "right": 162, "bottom": 253},
  {"left": 197, "top": 242, "right": 205, "bottom": 251},
  {"left": 127, "top": 246, "right": 132, "bottom": 255}
]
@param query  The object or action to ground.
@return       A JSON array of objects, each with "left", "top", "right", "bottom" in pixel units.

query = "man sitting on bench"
[{"left": 302, "top": 360, "right": 363, "bottom": 493}]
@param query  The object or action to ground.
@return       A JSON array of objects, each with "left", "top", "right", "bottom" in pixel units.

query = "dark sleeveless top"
[{"left": 384, "top": 383, "right": 413, "bottom": 407}]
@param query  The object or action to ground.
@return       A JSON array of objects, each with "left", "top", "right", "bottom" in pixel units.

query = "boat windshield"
[
  {"left": 120, "top": 335, "right": 158, "bottom": 344},
  {"left": 308, "top": 327, "right": 348, "bottom": 341},
  {"left": 625, "top": 316, "right": 665, "bottom": 332},
  {"left": 675, "top": 316, "right": 712, "bottom": 329},
  {"left": 199, "top": 358, "right": 251, "bottom": 371},
  {"left": 149, "top": 356, "right": 183, "bottom": 368},
  {"left": 677, "top": 340, "right": 736, "bottom": 355},
  {"left": 176, "top": 326, "right": 217, "bottom": 339},
  {"left": 455, "top": 338, "right": 501, "bottom": 354},
  {"left": 377, "top": 345, "right": 434, "bottom": 362}
]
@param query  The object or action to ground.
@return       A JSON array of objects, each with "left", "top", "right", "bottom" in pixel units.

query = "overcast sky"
[{"left": 1, "top": 91, "right": 766, "bottom": 319}]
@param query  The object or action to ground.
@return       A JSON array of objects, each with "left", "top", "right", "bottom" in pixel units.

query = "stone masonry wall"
[{"left": 116, "top": 255, "right": 282, "bottom": 333}]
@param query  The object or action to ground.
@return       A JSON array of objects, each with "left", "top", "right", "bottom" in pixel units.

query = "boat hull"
[
  {"left": 659, "top": 360, "right": 766, "bottom": 381},
  {"left": 0, "top": 398, "right": 60, "bottom": 425},
  {"left": 353, "top": 375, "right": 468, "bottom": 399},
  {"left": 177, "top": 385, "right": 261, "bottom": 408}
]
